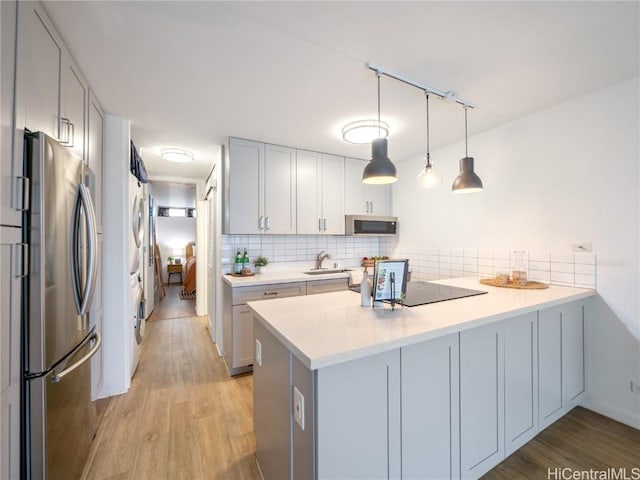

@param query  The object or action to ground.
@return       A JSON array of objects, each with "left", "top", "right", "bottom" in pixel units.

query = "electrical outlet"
[
  {"left": 631, "top": 381, "right": 640, "bottom": 395},
  {"left": 255, "top": 339, "right": 262, "bottom": 367},
  {"left": 572, "top": 242, "right": 593, "bottom": 253},
  {"left": 293, "top": 387, "right": 305, "bottom": 430}
]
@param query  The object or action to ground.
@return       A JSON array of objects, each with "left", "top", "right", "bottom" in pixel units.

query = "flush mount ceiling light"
[
  {"left": 161, "top": 147, "right": 194, "bottom": 163},
  {"left": 342, "top": 119, "right": 389, "bottom": 144},
  {"left": 362, "top": 73, "right": 398, "bottom": 185},
  {"left": 452, "top": 106, "right": 483, "bottom": 194},
  {"left": 416, "top": 93, "right": 442, "bottom": 188}
]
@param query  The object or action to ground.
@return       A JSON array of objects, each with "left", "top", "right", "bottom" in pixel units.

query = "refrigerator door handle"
[
  {"left": 79, "top": 184, "right": 98, "bottom": 315},
  {"left": 70, "top": 184, "right": 98, "bottom": 316},
  {"left": 51, "top": 331, "right": 101, "bottom": 384}
]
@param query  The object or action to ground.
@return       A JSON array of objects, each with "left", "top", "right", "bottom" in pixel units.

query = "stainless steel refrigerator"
[{"left": 22, "top": 132, "right": 101, "bottom": 479}]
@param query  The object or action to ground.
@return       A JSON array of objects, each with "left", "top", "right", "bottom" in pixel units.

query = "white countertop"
[
  {"left": 222, "top": 269, "right": 353, "bottom": 287},
  {"left": 248, "top": 277, "right": 595, "bottom": 370}
]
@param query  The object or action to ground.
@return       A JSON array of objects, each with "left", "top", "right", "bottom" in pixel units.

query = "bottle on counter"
[
  {"left": 360, "top": 269, "right": 371, "bottom": 307},
  {"left": 242, "top": 249, "right": 250, "bottom": 270},
  {"left": 234, "top": 250, "right": 242, "bottom": 273}
]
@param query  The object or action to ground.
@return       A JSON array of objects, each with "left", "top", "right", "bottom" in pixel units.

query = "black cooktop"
[
  {"left": 401, "top": 281, "right": 487, "bottom": 307},
  {"left": 351, "top": 281, "right": 487, "bottom": 307}
]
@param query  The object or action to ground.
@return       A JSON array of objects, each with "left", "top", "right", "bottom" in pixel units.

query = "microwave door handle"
[
  {"left": 70, "top": 186, "right": 83, "bottom": 315},
  {"left": 52, "top": 331, "right": 101, "bottom": 384},
  {"left": 79, "top": 184, "right": 98, "bottom": 316}
]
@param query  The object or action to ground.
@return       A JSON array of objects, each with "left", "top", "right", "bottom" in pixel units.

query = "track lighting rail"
[{"left": 367, "top": 63, "right": 475, "bottom": 109}]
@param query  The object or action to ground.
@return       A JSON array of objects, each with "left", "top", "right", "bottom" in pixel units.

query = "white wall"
[{"left": 393, "top": 77, "right": 640, "bottom": 427}]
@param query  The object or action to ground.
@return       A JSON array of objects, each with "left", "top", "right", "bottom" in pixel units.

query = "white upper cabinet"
[
  {"left": 16, "top": 2, "right": 90, "bottom": 163},
  {"left": 320, "top": 154, "right": 345, "bottom": 234},
  {"left": 225, "top": 138, "right": 263, "bottom": 234},
  {"left": 224, "top": 138, "right": 296, "bottom": 235},
  {"left": 345, "top": 157, "right": 392, "bottom": 216},
  {"left": 17, "top": 2, "right": 62, "bottom": 140},
  {"left": 264, "top": 143, "right": 296, "bottom": 235},
  {"left": 61, "top": 59, "right": 88, "bottom": 161},
  {"left": 1, "top": 0, "right": 20, "bottom": 227},
  {"left": 296, "top": 150, "right": 345, "bottom": 235}
]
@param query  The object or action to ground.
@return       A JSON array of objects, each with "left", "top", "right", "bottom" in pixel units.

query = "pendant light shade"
[
  {"left": 452, "top": 107, "right": 483, "bottom": 193},
  {"left": 452, "top": 157, "right": 483, "bottom": 193},
  {"left": 362, "top": 74, "right": 398, "bottom": 185},
  {"left": 363, "top": 138, "right": 398, "bottom": 184},
  {"left": 416, "top": 93, "right": 441, "bottom": 188}
]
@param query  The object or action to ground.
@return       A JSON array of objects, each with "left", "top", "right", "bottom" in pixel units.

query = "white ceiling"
[{"left": 43, "top": 1, "right": 639, "bottom": 180}]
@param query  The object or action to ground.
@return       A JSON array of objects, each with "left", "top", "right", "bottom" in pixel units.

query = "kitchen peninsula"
[{"left": 249, "top": 277, "right": 595, "bottom": 480}]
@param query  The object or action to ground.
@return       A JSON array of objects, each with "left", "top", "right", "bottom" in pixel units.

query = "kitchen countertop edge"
[{"left": 248, "top": 277, "right": 595, "bottom": 371}]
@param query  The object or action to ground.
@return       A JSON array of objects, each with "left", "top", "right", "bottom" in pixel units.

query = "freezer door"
[
  {"left": 28, "top": 330, "right": 99, "bottom": 480},
  {"left": 26, "top": 132, "right": 94, "bottom": 372}
]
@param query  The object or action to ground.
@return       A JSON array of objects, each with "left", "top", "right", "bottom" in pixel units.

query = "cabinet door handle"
[
  {"left": 68, "top": 121, "right": 75, "bottom": 148},
  {"left": 60, "top": 117, "right": 71, "bottom": 146},
  {"left": 318, "top": 218, "right": 322, "bottom": 232},
  {"left": 258, "top": 216, "right": 264, "bottom": 230},
  {"left": 265, "top": 216, "right": 270, "bottom": 231},
  {"left": 14, "top": 243, "right": 28, "bottom": 278},
  {"left": 323, "top": 218, "right": 327, "bottom": 231},
  {"left": 365, "top": 201, "right": 369, "bottom": 213},
  {"left": 263, "top": 291, "right": 278, "bottom": 297},
  {"left": 14, "top": 176, "right": 30, "bottom": 211},
  {"left": 370, "top": 201, "right": 373, "bottom": 214}
]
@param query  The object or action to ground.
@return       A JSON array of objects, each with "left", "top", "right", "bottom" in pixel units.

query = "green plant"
[
  {"left": 167, "top": 256, "right": 174, "bottom": 263},
  {"left": 253, "top": 256, "right": 269, "bottom": 267}
]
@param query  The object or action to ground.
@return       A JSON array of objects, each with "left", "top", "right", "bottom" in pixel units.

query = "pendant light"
[
  {"left": 362, "top": 73, "right": 398, "bottom": 185},
  {"left": 416, "top": 93, "right": 442, "bottom": 188},
  {"left": 452, "top": 106, "right": 483, "bottom": 193}
]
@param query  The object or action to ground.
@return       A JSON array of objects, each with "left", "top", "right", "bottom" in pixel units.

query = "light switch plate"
[
  {"left": 293, "top": 386, "right": 305, "bottom": 430},
  {"left": 255, "top": 339, "right": 262, "bottom": 367}
]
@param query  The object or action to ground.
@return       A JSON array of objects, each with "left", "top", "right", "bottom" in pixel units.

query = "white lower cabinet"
[
  {"left": 316, "top": 349, "right": 401, "bottom": 480},
  {"left": 504, "top": 312, "right": 538, "bottom": 456},
  {"left": 460, "top": 323, "right": 505, "bottom": 479},
  {"left": 401, "top": 333, "right": 460, "bottom": 480},
  {"left": 232, "top": 305, "right": 254, "bottom": 368},
  {"left": 253, "top": 299, "right": 588, "bottom": 480},
  {"left": 1, "top": 227, "right": 22, "bottom": 480},
  {"left": 538, "top": 301, "right": 586, "bottom": 430}
]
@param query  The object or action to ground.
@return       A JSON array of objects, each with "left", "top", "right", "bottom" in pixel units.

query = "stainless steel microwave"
[{"left": 345, "top": 215, "right": 398, "bottom": 236}]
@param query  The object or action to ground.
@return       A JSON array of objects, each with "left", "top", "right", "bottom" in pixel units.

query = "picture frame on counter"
[{"left": 372, "top": 259, "right": 409, "bottom": 309}]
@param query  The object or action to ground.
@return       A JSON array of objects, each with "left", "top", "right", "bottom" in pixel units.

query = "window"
[{"left": 158, "top": 207, "right": 196, "bottom": 218}]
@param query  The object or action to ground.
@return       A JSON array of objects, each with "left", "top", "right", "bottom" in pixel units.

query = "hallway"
[{"left": 82, "top": 310, "right": 260, "bottom": 479}]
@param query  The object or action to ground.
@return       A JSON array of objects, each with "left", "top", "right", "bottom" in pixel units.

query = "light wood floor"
[
  {"left": 85, "top": 297, "right": 639, "bottom": 479},
  {"left": 83, "top": 314, "right": 260, "bottom": 478},
  {"left": 484, "top": 406, "right": 640, "bottom": 479},
  {"left": 148, "top": 284, "right": 196, "bottom": 321}
]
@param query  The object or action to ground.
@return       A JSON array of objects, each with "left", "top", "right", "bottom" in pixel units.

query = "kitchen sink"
[{"left": 303, "top": 269, "right": 353, "bottom": 275}]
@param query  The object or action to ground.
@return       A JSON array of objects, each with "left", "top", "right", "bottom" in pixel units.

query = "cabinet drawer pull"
[{"left": 263, "top": 291, "right": 278, "bottom": 297}]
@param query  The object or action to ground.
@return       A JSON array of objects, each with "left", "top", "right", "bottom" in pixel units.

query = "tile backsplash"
[
  {"left": 221, "top": 235, "right": 381, "bottom": 273},
  {"left": 381, "top": 239, "right": 596, "bottom": 289},
  {"left": 221, "top": 235, "right": 597, "bottom": 289}
]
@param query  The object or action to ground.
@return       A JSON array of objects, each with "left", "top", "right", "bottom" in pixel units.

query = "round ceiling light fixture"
[
  {"left": 342, "top": 119, "right": 389, "bottom": 144},
  {"left": 161, "top": 147, "right": 195, "bottom": 163}
]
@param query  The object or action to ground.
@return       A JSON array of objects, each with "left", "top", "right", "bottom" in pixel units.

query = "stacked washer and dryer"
[{"left": 129, "top": 174, "right": 146, "bottom": 377}]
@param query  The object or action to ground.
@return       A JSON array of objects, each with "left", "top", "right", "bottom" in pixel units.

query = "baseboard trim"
[{"left": 581, "top": 398, "right": 640, "bottom": 430}]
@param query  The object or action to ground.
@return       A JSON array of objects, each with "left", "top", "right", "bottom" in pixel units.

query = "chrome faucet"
[{"left": 314, "top": 250, "right": 331, "bottom": 270}]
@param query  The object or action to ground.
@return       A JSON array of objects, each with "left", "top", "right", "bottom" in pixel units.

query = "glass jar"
[{"left": 511, "top": 250, "right": 528, "bottom": 285}]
